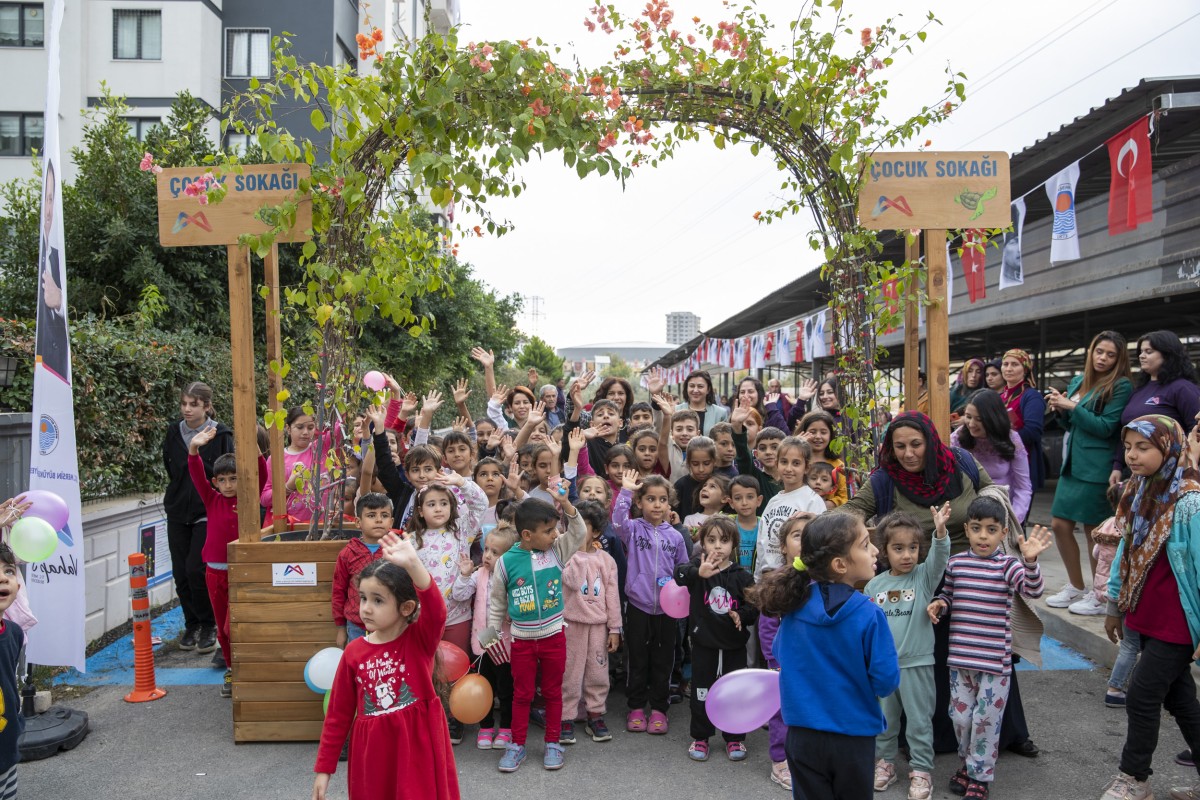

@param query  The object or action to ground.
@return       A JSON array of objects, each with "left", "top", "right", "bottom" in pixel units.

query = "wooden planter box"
[{"left": 229, "top": 540, "right": 347, "bottom": 742}]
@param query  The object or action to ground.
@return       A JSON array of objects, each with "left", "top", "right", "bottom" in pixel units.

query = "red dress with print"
[{"left": 314, "top": 582, "right": 459, "bottom": 799}]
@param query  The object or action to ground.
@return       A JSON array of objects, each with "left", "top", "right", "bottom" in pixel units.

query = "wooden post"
[
  {"left": 228, "top": 245, "right": 261, "bottom": 544},
  {"left": 263, "top": 243, "right": 287, "bottom": 532},
  {"left": 925, "top": 230, "right": 950, "bottom": 440},
  {"left": 904, "top": 236, "right": 921, "bottom": 411}
]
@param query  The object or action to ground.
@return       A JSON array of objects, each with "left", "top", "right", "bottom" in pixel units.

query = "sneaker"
[
  {"left": 726, "top": 741, "right": 748, "bottom": 761},
  {"left": 498, "top": 744, "right": 526, "bottom": 773},
  {"left": 688, "top": 739, "right": 709, "bottom": 761},
  {"left": 1179, "top": 749, "right": 1195, "bottom": 768},
  {"left": 949, "top": 767, "right": 969, "bottom": 796},
  {"left": 529, "top": 708, "right": 547, "bottom": 729},
  {"left": 1100, "top": 773, "right": 1152, "bottom": 800},
  {"left": 626, "top": 709, "right": 647, "bottom": 732},
  {"left": 220, "top": 669, "right": 232, "bottom": 698},
  {"left": 211, "top": 648, "right": 226, "bottom": 668},
  {"left": 1045, "top": 583, "right": 1087, "bottom": 608},
  {"left": 1170, "top": 784, "right": 1200, "bottom": 800},
  {"left": 196, "top": 626, "right": 217, "bottom": 654},
  {"left": 586, "top": 717, "right": 612, "bottom": 742},
  {"left": 179, "top": 627, "right": 198, "bottom": 651},
  {"left": 448, "top": 719, "right": 463, "bottom": 745},
  {"left": 493, "top": 729, "right": 513, "bottom": 750},
  {"left": 543, "top": 742, "right": 565, "bottom": 771},
  {"left": 1105, "top": 691, "right": 1127, "bottom": 708},
  {"left": 964, "top": 779, "right": 989, "bottom": 799},
  {"left": 668, "top": 684, "right": 684, "bottom": 705},
  {"left": 875, "top": 759, "right": 898, "bottom": 791},
  {"left": 909, "top": 771, "right": 933, "bottom": 800},
  {"left": 647, "top": 710, "right": 669, "bottom": 735},
  {"left": 477, "top": 728, "right": 495, "bottom": 750},
  {"left": 771, "top": 761, "right": 793, "bottom": 791},
  {"left": 1069, "top": 594, "right": 1107, "bottom": 616},
  {"left": 560, "top": 720, "right": 576, "bottom": 745}
]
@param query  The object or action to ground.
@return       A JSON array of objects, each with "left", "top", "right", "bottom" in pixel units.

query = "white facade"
[
  {"left": 666, "top": 311, "right": 700, "bottom": 345},
  {"left": 0, "top": 0, "right": 223, "bottom": 188},
  {"left": 362, "top": 0, "right": 459, "bottom": 72}
]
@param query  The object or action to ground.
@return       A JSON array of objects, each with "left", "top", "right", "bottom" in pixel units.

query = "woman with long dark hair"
[
  {"left": 674, "top": 370, "right": 729, "bottom": 435},
  {"left": 951, "top": 389, "right": 1032, "bottom": 521},
  {"left": 786, "top": 376, "right": 846, "bottom": 432},
  {"left": 1043, "top": 331, "right": 1133, "bottom": 614}
]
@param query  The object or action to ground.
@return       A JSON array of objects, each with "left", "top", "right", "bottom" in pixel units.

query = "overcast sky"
[{"left": 454, "top": 0, "right": 1200, "bottom": 350}]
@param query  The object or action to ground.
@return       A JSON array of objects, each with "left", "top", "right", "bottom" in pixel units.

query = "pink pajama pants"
[{"left": 561, "top": 622, "right": 611, "bottom": 720}]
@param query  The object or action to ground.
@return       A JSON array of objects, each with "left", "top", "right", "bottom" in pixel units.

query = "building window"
[
  {"left": 225, "top": 132, "right": 250, "bottom": 154},
  {"left": 336, "top": 38, "right": 356, "bottom": 75},
  {"left": 126, "top": 117, "right": 160, "bottom": 142},
  {"left": 113, "top": 9, "right": 161, "bottom": 60},
  {"left": 0, "top": 3, "right": 44, "bottom": 48},
  {"left": 0, "top": 112, "right": 43, "bottom": 156},
  {"left": 225, "top": 28, "right": 270, "bottom": 78}
]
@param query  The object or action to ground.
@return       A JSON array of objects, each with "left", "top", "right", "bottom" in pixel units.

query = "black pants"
[
  {"left": 786, "top": 726, "right": 874, "bottom": 800},
  {"left": 690, "top": 642, "right": 747, "bottom": 742},
  {"left": 478, "top": 655, "right": 513, "bottom": 729},
  {"left": 626, "top": 605, "right": 677, "bottom": 713},
  {"left": 1120, "top": 634, "right": 1200, "bottom": 782},
  {"left": 167, "top": 518, "right": 214, "bottom": 629}
]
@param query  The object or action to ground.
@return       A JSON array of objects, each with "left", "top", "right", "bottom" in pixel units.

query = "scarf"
[
  {"left": 879, "top": 412, "right": 960, "bottom": 505},
  {"left": 999, "top": 348, "right": 1035, "bottom": 431},
  {"left": 956, "top": 358, "right": 985, "bottom": 391},
  {"left": 1116, "top": 415, "right": 1200, "bottom": 613}
]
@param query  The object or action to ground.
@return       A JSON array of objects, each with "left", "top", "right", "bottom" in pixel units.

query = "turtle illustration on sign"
[{"left": 953, "top": 186, "right": 998, "bottom": 221}]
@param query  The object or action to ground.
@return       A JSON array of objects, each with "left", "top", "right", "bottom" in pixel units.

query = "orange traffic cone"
[{"left": 124, "top": 553, "right": 166, "bottom": 703}]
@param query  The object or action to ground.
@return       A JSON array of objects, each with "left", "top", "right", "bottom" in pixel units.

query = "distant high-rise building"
[{"left": 666, "top": 311, "right": 700, "bottom": 345}]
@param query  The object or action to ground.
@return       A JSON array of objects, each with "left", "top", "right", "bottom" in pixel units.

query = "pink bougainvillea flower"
[
  {"left": 584, "top": 19, "right": 596, "bottom": 32},
  {"left": 861, "top": 27, "right": 872, "bottom": 47},
  {"left": 139, "top": 152, "right": 154, "bottom": 171},
  {"left": 529, "top": 98, "right": 551, "bottom": 117},
  {"left": 596, "top": 132, "right": 618, "bottom": 153},
  {"left": 687, "top": 34, "right": 695, "bottom": 45},
  {"left": 197, "top": 194, "right": 209, "bottom": 206}
]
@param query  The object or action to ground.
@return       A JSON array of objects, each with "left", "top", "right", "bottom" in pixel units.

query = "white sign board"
[{"left": 272, "top": 562, "right": 318, "bottom": 587}]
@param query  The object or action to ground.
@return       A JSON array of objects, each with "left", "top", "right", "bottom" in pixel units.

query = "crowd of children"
[{"left": 140, "top": 360, "right": 1200, "bottom": 800}]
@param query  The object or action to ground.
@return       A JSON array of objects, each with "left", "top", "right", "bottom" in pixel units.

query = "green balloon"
[
  {"left": 10, "top": 517, "right": 57, "bottom": 563},
  {"left": 323, "top": 690, "right": 331, "bottom": 716}
]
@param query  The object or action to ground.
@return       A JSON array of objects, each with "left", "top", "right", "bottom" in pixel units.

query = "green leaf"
[{"left": 310, "top": 109, "right": 326, "bottom": 131}]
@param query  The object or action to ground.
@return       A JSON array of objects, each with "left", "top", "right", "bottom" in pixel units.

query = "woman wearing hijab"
[
  {"left": 999, "top": 348, "right": 1047, "bottom": 492},
  {"left": 1098, "top": 416, "right": 1200, "bottom": 800},
  {"left": 949, "top": 358, "right": 986, "bottom": 416}
]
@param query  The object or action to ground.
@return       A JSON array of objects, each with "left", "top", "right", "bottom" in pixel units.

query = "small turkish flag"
[
  {"left": 1106, "top": 116, "right": 1152, "bottom": 235},
  {"left": 960, "top": 230, "right": 987, "bottom": 304}
]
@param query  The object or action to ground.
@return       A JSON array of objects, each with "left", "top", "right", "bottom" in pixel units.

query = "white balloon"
[{"left": 307, "top": 647, "right": 343, "bottom": 692}]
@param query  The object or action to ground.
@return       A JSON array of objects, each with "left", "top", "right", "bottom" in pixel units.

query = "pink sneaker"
[
  {"left": 492, "top": 729, "right": 513, "bottom": 750},
  {"left": 626, "top": 709, "right": 647, "bottom": 732},
  {"left": 647, "top": 710, "right": 669, "bottom": 735},
  {"left": 476, "top": 728, "right": 495, "bottom": 750}
]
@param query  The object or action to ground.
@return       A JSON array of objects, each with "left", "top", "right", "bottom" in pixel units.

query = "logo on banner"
[
  {"left": 58, "top": 522, "right": 74, "bottom": 547},
  {"left": 870, "top": 196, "right": 913, "bottom": 218},
  {"left": 38, "top": 414, "right": 59, "bottom": 455},
  {"left": 172, "top": 211, "right": 213, "bottom": 234},
  {"left": 1051, "top": 187, "right": 1076, "bottom": 239}
]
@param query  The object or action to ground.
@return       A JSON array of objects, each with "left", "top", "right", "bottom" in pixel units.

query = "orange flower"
[
  {"left": 693, "top": 15, "right": 701, "bottom": 23},
  {"left": 530, "top": 98, "right": 551, "bottom": 117},
  {"left": 753, "top": 211, "right": 761, "bottom": 221},
  {"left": 473, "top": 225, "right": 482, "bottom": 236},
  {"left": 371, "top": 28, "right": 383, "bottom": 42},
  {"left": 517, "top": 39, "right": 529, "bottom": 50},
  {"left": 527, "top": 123, "right": 536, "bottom": 135},
  {"left": 520, "top": 84, "right": 532, "bottom": 96}
]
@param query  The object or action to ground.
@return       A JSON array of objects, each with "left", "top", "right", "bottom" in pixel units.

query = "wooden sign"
[
  {"left": 157, "top": 164, "right": 312, "bottom": 246},
  {"left": 858, "top": 152, "right": 1010, "bottom": 230}
]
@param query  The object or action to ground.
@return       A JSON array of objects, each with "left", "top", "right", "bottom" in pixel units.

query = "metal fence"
[{"left": 0, "top": 414, "right": 31, "bottom": 502}]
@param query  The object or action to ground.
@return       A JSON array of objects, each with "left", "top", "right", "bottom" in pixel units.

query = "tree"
[
  {"left": 603, "top": 353, "right": 636, "bottom": 382},
  {"left": 517, "top": 336, "right": 564, "bottom": 381}
]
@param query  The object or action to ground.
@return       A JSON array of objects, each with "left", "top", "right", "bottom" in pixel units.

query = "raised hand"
[
  {"left": 365, "top": 403, "right": 386, "bottom": 431},
  {"left": 433, "top": 469, "right": 466, "bottom": 488},
  {"left": 491, "top": 384, "right": 510, "bottom": 406},
  {"left": 527, "top": 367, "right": 539, "bottom": 387},
  {"left": 486, "top": 428, "right": 504, "bottom": 451},
  {"left": 380, "top": 531, "right": 420, "bottom": 571},
  {"left": 568, "top": 427, "right": 586, "bottom": 452},
  {"left": 470, "top": 347, "right": 495, "bottom": 368},
  {"left": 452, "top": 378, "right": 472, "bottom": 406},
  {"left": 929, "top": 502, "right": 952, "bottom": 538},
  {"left": 651, "top": 393, "right": 675, "bottom": 416},
  {"left": 400, "top": 392, "right": 420, "bottom": 417},
  {"left": 730, "top": 402, "right": 750, "bottom": 430},
  {"left": 189, "top": 425, "right": 217, "bottom": 454},
  {"left": 420, "top": 389, "right": 444, "bottom": 417},
  {"left": 647, "top": 368, "right": 666, "bottom": 396},
  {"left": 765, "top": 392, "right": 782, "bottom": 406},
  {"left": 451, "top": 416, "right": 470, "bottom": 433},
  {"left": 526, "top": 401, "right": 546, "bottom": 427},
  {"left": 1020, "top": 525, "right": 1053, "bottom": 562},
  {"left": 458, "top": 553, "right": 476, "bottom": 578},
  {"left": 620, "top": 467, "right": 642, "bottom": 493},
  {"left": 926, "top": 599, "right": 947, "bottom": 625},
  {"left": 382, "top": 373, "right": 402, "bottom": 397},
  {"left": 546, "top": 435, "right": 562, "bottom": 460},
  {"left": 797, "top": 378, "right": 818, "bottom": 402},
  {"left": 698, "top": 549, "right": 722, "bottom": 579},
  {"left": 0, "top": 498, "right": 32, "bottom": 529},
  {"left": 504, "top": 461, "right": 525, "bottom": 495}
]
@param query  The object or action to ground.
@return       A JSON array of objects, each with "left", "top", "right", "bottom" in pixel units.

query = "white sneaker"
[
  {"left": 1046, "top": 584, "right": 1087, "bottom": 608},
  {"left": 874, "top": 759, "right": 897, "bottom": 791},
  {"left": 1069, "top": 594, "right": 1107, "bottom": 616},
  {"left": 1100, "top": 772, "right": 1152, "bottom": 800}
]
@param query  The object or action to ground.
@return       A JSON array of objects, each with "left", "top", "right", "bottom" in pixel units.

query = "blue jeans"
[
  {"left": 1109, "top": 627, "right": 1142, "bottom": 692},
  {"left": 346, "top": 621, "right": 366, "bottom": 643}
]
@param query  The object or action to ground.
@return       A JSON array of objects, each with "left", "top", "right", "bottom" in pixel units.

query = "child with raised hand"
[
  {"left": 727, "top": 475, "right": 762, "bottom": 570},
  {"left": 313, "top": 532, "right": 458, "bottom": 800},
  {"left": 730, "top": 399, "right": 783, "bottom": 510},
  {"left": 682, "top": 473, "right": 732, "bottom": 533},
  {"left": 613, "top": 469, "right": 689, "bottom": 735},
  {"left": 928, "top": 497, "right": 1049, "bottom": 800},
  {"left": 188, "top": 425, "right": 267, "bottom": 695},
  {"left": 796, "top": 409, "right": 850, "bottom": 505},
  {"left": 674, "top": 516, "right": 758, "bottom": 763},
  {"left": 560, "top": 500, "right": 623, "bottom": 746},
  {"left": 332, "top": 494, "right": 393, "bottom": 649},
  {"left": 867, "top": 506, "right": 952, "bottom": 800},
  {"left": 748, "top": 513, "right": 899, "bottom": 799},
  {"left": 754, "top": 436, "right": 827, "bottom": 581},
  {"left": 452, "top": 522, "right": 519, "bottom": 752},
  {"left": 487, "top": 488, "right": 587, "bottom": 773}
]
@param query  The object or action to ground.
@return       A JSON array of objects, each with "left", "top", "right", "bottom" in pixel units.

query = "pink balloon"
[
  {"left": 363, "top": 371, "right": 386, "bottom": 392},
  {"left": 658, "top": 580, "right": 690, "bottom": 619},
  {"left": 18, "top": 490, "right": 69, "bottom": 531},
  {"left": 705, "top": 669, "right": 781, "bottom": 734}
]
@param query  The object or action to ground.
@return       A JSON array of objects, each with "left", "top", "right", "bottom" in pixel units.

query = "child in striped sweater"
[{"left": 927, "top": 496, "right": 1051, "bottom": 800}]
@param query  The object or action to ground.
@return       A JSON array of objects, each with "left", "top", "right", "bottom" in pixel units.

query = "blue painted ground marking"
[{"left": 1015, "top": 635, "right": 1094, "bottom": 671}]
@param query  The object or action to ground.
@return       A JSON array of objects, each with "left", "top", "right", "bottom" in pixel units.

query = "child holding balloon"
[
  {"left": 673, "top": 516, "right": 758, "bottom": 763},
  {"left": 313, "top": 531, "right": 459, "bottom": 800}
]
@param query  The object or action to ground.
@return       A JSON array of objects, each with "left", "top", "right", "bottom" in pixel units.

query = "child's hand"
[
  {"left": 547, "top": 475, "right": 567, "bottom": 497},
  {"left": 620, "top": 468, "right": 642, "bottom": 493},
  {"left": 647, "top": 368, "right": 666, "bottom": 396},
  {"left": 765, "top": 392, "right": 781, "bottom": 406},
  {"left": 568, "top": 427, "right": 586, "bottom": 452},
  {"left": 929, "top": 502, "right": 951, "bottom": 538},
  {"left": 607, "top": 633, "right": 621, "bottom": 653},
  {"left": 796, "top": 379, "right": 818, "bottom": 402},
  {"left": 546, "top": 437, "right": 562, "bottom": 460},
  {"left": 698, "top": 550, "right": 722, "bottom": 579},
  {"left": 335, "top": 627, "right": 348, "bottom": 650},
  {"left": 491, "top": 384, "right": 509, "bottom": 406},
  {"left": 1020, "top": 525, "right": 1053, "bottom": 562},
  {"left": 470, "top": 347, "right": 494, "bottom": 368},
  {"left": 420, "top": 390, "right": 444, "bottom": 418},
  {"left": 487, "top": 428, "right": 504, "bottom": 451},
  {"left": 729, "top": 609, "right": 742, "bottom": 631},
  {"left": 189, "top": 425, "right": 217, "bottom": 454},
  {"left": 313, "top": 773, "right": 332, "bottom": 800},
  {"left": 926, "top": 599, "right": 947, "bottom": 624},
  {"left": 527, "top": 367, "right": 539, "bottom": 387},
  {"left": 669, "top": 510, "right": 681, "bottom": 526},
  {"left": 824, "top": 499, "right": 835, "bottom": 511},
  {"left": 380, "top": 531, "right": 419, "bottom": 570},
  {"left": 434, "top": 470, "right": 466, "bottom": 488},
  {"left": 582, "top": 426, "right": 601, "bottom": 441},
  {"left": 1105, "top": 614, "right": 1123, "bottom": 644},
  {"left": 365, "top": 403, "right": 386, "bottom": 432},
  {"left": 451, "top": 416, "right": 470, "bottom": 433},
  {"left": 526, "top": 401, "right": 546, "bottom": 428},
  {"left": 504, "top": 463, "right": 524, "bottom": 496},
  {"left": 452, "top": 378, "right": 472, "bottom": 407},
  {"left": 729, "top": 402, "right": 750, "bottom": 431},
  {"left": 651, "top": 393, "right": 674, "bottom": 416},
  {"left": 382, "top": 372, "right": 402, "bottom": 397},
  {"left": 0, "top": 498, "right": 32, "bottom": 529},
  {"left": 458, "top": 553, "right": 476, "bottom": 578},
  {"left": 400, "top": 392, "right": 420, "bottom": 417}
]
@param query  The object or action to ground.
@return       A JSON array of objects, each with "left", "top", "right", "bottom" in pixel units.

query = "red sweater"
[
  {"left": 188, "top": 453, "right": 268, "bottom": 565},
  {"left": 331, "top": 538, "right": 384, "bottom": 627}
]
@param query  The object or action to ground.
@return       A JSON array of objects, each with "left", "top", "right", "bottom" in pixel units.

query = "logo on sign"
[
  {"left": 172, "top": 211, "right": 213, "bottom": 234},
  {"left": 38, "top": 414, "right": 58, "bottom": 455},
  {"left": 870, "top": 195, "right": 913, "bottom": 218},
  {"left": 272, "top": 562, "right": 317, "bottom": 587}
]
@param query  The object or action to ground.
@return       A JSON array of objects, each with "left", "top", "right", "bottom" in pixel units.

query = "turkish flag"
[
  {"left": 960, "top": 230, "right": 987, "bottom": 303},
  {"left": 1107, "top": 116, "right": 1152, "bottom": 235}
]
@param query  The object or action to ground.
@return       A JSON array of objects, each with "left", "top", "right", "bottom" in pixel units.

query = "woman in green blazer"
[{"left": 1043, "top": 331, "right": 1133, "bottom": 613}]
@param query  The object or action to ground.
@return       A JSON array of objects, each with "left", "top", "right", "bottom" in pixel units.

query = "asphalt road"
[{"left": 21, "top": 660, "right": 1200, "bottom": 800}]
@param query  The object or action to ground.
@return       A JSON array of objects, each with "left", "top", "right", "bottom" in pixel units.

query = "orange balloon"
[{"left": 448, "top": 674, "right": 493, "bottom": 725}]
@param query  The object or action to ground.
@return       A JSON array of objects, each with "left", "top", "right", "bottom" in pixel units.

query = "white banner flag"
[
  {"left": 1045, "top": 161, "right": 1081, "bottom": 263},
  {"left": 804, "top": 309, "right": 828, "bottom": 361},
  {"left": 28, "top": 0, "right": 86, "bottom": 671},
  {"left": 1000, "top": 198, "right": 1026, "bottom": 290},
  {"left": 777, "top": 325, "right": 794, "bottom": 367}
]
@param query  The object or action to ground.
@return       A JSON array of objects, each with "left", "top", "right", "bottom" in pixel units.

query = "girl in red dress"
[{"left": 313, "top": 532, "right": 459, "bottom": 800}]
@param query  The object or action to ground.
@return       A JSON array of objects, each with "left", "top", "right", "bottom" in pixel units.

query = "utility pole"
[{"left": 524, "top": 294, "right": 545, "bottom": 334}]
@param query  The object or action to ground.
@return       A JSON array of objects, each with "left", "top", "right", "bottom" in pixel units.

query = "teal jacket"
[
  {"left": 488, "top": 510, "right": 586, "bottom": 641},
  {"left": 1107, "top": 492, "right": 1200, "bottom": 650},
  {"left": 1059, "top": 375, "right": 1132, "bottom": 484}
]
